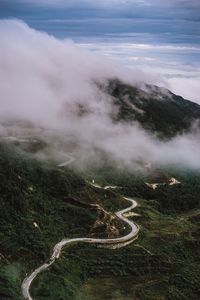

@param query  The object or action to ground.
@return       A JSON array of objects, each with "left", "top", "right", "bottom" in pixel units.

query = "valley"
[
  {"left": 0, "top": 139, "right": 200, "bottom": 300},
  {"left": 0, "top": 6, "right": 200, "bottom": 300}
]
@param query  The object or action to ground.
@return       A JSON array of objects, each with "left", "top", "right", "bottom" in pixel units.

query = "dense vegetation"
[
  {"left": 107, "top": 80, "right": 200, "bottom": 138},
  {"left": 87, "top": 165, "right": 200, "bottom": 213},
  {"left": 0, "top": 143, "right": 99, "bottom": 299},
  {"left": 80, "top": 199, "right": 200, "bottom": 300},
  {"left": 0, "top": 143, "right": 200, "bottom": 299}
]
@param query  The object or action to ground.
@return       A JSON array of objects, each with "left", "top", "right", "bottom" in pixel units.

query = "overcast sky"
[
  {"left": 0, "top": 1, "right": 199, "bottom": 41},
  {"left": 0, "top": 0, "right": 200, "bottom": 102},
  {"left": 1, "top": 0, "right": 200, "bottom": 20}
]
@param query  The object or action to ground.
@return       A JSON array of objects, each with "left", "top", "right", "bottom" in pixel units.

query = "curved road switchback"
[
  {"left": 21, "top": 157, "right": 139, "bottom": 300},
  {"left": 57, "top": 153, "right": 75, "bottom": 167}
]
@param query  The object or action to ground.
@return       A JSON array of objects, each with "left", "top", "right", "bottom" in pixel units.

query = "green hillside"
[
  {"left": 107, "top": 80, "right": 200, "bottom": 138},
  {"left": 0, "top": 143, "right": 200, "bottom": 299}
]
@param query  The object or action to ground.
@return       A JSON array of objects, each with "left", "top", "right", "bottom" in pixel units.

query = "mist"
[{"left": 0, "top": 19, "right": 200, "bottom": 170}]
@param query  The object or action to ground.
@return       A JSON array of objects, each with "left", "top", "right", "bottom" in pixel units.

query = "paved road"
[
  {"left": 57, "top": 153, "right": 75, "bottom": 167},
  {"left": 21, "top": 159, "right": 139, "bottom": 300}
]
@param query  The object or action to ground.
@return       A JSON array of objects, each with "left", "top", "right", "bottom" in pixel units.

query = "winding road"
[{"left": 21, "top": 156, "right": 139, "bottom": 300}]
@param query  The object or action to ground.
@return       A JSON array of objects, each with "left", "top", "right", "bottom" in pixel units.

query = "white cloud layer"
[
  {"left": 78, "top": 40, "right": 200, "bottom": 104},
  {"left": 0, "top": 20, "right": 200, "bottom": 170}
]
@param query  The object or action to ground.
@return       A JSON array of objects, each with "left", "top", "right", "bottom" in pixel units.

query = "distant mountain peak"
[{"left": 105, "top": 79, "right": 200, "bottom": 138}]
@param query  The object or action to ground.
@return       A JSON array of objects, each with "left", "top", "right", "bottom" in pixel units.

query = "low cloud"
[
  {"left": 167, "top": 77, "right": 200, "bottom": 104},
  {"left": 78, "top": 40, "right": 200, "bottom": 104},
  {"left": 0, "top": 19, "right": 200, "bottom": 170}
]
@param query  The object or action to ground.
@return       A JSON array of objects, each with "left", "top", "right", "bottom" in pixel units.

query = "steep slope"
[
  {"left": 106, "top": 80, "right": 200, "bottom": 138},
  {"left": 0, "top": 143, "right": 200, "bottom": 300},
  {"left": 1, "top": 79, "right": 200, "bottom": 300},
  {"left": 0, "top": 144, "right": 127, "bottom": 299}
]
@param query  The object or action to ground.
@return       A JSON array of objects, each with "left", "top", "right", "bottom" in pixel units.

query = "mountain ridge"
[{"left": 105, "top": 79, "right": 200, "bottom": 138}]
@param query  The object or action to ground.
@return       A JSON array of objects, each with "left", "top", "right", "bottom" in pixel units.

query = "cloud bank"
[
  {"left": 0, "top": 19, "right": 200, "bottom": 170},
  {"left": 79, "top": 39, "right": 200, "bottom": 104}
]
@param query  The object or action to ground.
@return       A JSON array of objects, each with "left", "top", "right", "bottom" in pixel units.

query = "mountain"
[
  {"left": 0, "top": 143, "right": 127, "bottom": 299},
  {"left": 106, "top": 79, "right": 200, "bottom": 138},
  {"left": 0, "top": 80, "right": 200, "bottom": 300},
  {"left": 0, "top": 142, "right": 200, "bottom": 300}
]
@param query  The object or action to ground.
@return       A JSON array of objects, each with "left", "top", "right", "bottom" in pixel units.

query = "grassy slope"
[
  {"left": 31, "top": 196, "right": 200, "bottom": 300},
  {"left": 31, "top": 166, "right": 200, "bottom": 300},
  {"left": 0, "top": 143, "right": 99, "bottom": 299},
  {"left": 0, "top": 144, "right": 200, "bottom": 299},
  {"left": 79, "top": 199, "right": 200, "bottom": 300}
]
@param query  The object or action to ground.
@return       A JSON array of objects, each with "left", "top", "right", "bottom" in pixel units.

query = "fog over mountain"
[{"left": 0, "top": 20, "right": 200, "bottom": 169}]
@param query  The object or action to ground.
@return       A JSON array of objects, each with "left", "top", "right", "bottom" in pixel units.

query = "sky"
[
  {"left": 0, "top": 0, "right": 200, "bottom": 102},
  {"left": 0, "top": 3, "right": 200, "bottom": 169},
  {"left": 1, "top": 1, "right": 200, "bottom": 35},
  {"left": 1, "top": 18, "right": 200, "bottom": 170}
]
